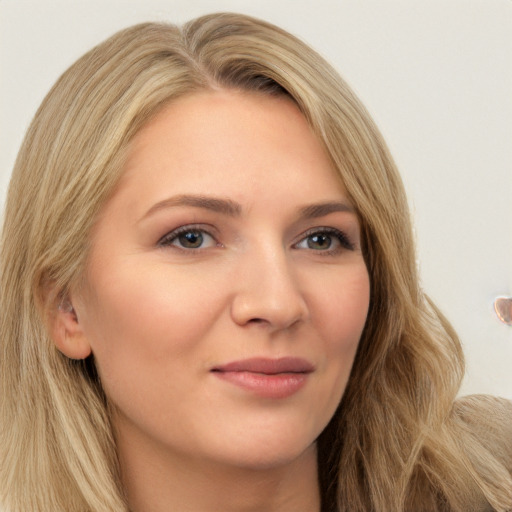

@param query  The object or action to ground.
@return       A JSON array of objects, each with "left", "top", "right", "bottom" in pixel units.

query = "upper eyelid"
[
  {"left": 157, "top": 224, "right": 218, "bottom": 246},
  {"left": 156, "top": 223, "right": 356, "bottom": 249},
  {"left": 295, "top": 226, "right": 348, "bottom": 240},
  {"left": 293, "top": 226, "right": 355, "bottom": 250}
]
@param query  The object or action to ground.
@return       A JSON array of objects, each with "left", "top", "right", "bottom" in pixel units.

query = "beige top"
[
  {"left": 454, "top": 395, "right": 512, "bottom": 473},
  {"left": 453, "top": 395, "right": 512, "bottom": 511},
  {"left": 404, "top": 395, "right": 512, "bottom": 511}
]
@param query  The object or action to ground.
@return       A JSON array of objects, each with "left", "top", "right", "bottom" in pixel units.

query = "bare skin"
[
  {"left": 55, "top": 90, "right": 369, "bottom": 511},
  {"left": 117, "top": 420, "right": 320, "bottom": 512}
]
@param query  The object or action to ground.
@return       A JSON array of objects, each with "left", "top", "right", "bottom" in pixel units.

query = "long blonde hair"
[{"left": 1, "top": 13, "right": 510, "bottom": 512}]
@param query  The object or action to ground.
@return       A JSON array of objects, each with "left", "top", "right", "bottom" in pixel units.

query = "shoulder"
[{"left": 453, "top": 394, "right": 512, "bottom": 473}]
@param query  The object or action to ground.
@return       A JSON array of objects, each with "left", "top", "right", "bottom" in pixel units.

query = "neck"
[{"left": 116, "top": 423, "right": 321, "bottom": 512}]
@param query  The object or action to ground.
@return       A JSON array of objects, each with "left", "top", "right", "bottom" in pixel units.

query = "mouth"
[{"left": 210, "top": 357, "right": 314, "bottom": 399}]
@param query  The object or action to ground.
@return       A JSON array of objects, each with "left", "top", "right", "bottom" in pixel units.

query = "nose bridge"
[{"left": 230, "top": 239, "right": 308, "bottom": 329}]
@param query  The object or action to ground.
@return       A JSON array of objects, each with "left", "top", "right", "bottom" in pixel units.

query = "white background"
[{"left": 1, "top": 0, "right": 511, "bottom": 398}]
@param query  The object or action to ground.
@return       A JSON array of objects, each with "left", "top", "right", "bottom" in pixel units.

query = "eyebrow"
[
  {"left": 141, "top": 194, "right": 242, "bottom": 220},
  {"left": 141, "top": 194, "right": 354, "bottom": 221},
  {"left": 298, "top": 201, "right": 354, "bottom": 218}
]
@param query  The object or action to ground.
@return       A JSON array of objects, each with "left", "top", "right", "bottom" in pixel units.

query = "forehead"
[{"left": 118, "top": 90, "right": 346, "bottom": 200}]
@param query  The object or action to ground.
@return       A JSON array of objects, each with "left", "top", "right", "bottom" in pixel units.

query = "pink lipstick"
[{"left": 211, "top": 357, "right": 314, "bottom": 399}]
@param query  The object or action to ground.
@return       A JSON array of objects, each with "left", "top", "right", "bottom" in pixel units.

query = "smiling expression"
[{"left": 71, "top": 90, "right": 370, "bottom": 471}]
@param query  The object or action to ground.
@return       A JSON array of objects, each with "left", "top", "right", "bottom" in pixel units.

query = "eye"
[
  {"left": 158, "top": 226, "right": 217, "bottom": 250},
  {"left": 294, "top": 228, "right": 354, "bottom": 253}
]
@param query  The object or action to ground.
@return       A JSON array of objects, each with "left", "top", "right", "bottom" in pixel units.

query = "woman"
[{"left": 0, "top": 12, "right": 510, "bottom": 512}]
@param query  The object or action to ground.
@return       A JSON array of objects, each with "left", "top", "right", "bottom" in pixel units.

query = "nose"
[{"left": 230, "top": 245, "right": 309, "bottom": 332}]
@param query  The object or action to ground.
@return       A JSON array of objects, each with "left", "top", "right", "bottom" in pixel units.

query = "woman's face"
[{"left": 73, "top": 90, "right": 370, "bottom": 471}]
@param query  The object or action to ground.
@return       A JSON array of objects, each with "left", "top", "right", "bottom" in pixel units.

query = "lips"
[{"left": 211, "top": 357, "right": 314, "bottom": 399}]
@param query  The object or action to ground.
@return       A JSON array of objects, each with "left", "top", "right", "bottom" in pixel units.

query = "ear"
[{"left": 49, "top": 296, "right": 92, "bottom": 360}]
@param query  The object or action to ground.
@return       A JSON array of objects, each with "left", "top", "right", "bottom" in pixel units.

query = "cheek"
[
  {"left": 313, "top": 266, "right": 370, "bottom": 384},
  {"left": 290, "top": 265, "right": 369, "bottom": 435},
  {"left": 78, "top": 263, "right": 228, "bottom": 381},
  {"left": 318, "top": 267, "right": 370, "bottom": 347}
]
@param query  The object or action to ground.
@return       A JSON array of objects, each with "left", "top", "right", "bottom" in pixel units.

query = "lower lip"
[{"left": 212, "top": 371, "right": 308, "bottom": 399}]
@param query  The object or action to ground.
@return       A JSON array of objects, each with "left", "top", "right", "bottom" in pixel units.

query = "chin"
[{"left": 205, "top": 429, "right": 318, "bottom": 472}]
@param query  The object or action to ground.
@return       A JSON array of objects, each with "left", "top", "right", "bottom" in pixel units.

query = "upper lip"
[{"left": 211, "top": 357, "right": 315, "bottom": 375}]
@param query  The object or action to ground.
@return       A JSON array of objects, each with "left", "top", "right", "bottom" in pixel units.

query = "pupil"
[
  {"left": 308, "top": 234, "right": 331, "bottom": 250},
  {"left": 179, "top": 231, "right": 203, "bottom": 248}
]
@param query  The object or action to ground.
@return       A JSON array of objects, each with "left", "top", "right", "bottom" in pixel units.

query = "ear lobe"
[{"left": 50, "top": 298, "right": 92, "bottom": 360}]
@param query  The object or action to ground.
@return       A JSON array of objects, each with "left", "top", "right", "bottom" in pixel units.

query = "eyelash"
[
  {"left": 157, "top": 224, "right": 218, "bottom": 250},
  {"left": 157, "top": 225, "right": 355, "bottom": 254},
  {"left": 293, "top": 227, "right": 355, "bottom": 254}
]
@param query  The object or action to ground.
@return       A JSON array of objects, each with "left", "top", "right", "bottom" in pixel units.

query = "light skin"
[{"left": 52, "top": 90, "right": 370, "bottom": 512}]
